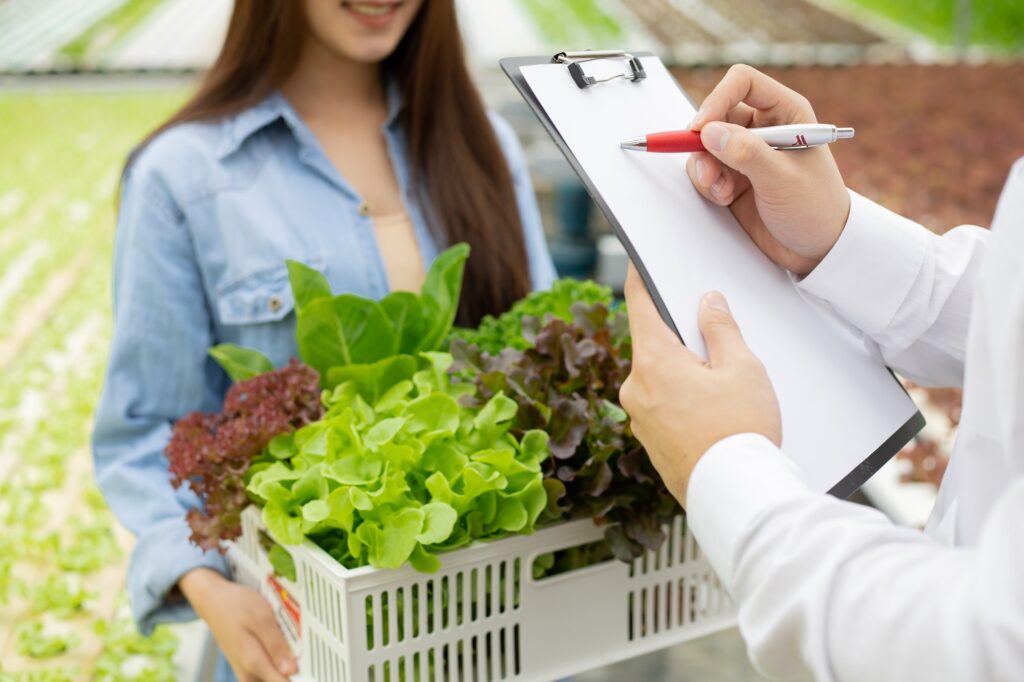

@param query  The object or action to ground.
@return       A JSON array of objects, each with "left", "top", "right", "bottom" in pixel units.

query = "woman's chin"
[
  {"left": 306, "top": 0, "right": 421, "bottom": 65},
  {"left": 327, "top": 40, "right": 399, "bottom": 65}
]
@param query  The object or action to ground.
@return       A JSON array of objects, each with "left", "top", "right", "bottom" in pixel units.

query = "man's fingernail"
[
  {"left": 704, "top": 291, "right": 730, "bottom": 313},
  {"left": 702, "top": 123, "right": 730, "bottom": 153},
  {"left": 695, "top": 159, "right": 707, "bottom": 186},
  {"left": 280, "top": 659, "right": 296, "bottom": 674},
  {"left": 710, "top": 177, "right": 725, "bottom": 197}
]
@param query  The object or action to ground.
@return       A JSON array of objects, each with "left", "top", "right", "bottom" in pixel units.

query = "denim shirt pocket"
[{"left": 215, "top": 258, "right": 326, "bottom": 326}]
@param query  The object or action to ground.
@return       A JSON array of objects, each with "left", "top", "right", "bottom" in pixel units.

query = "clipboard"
[{"left": 502, "top": 50, "right": 925, "bottom": 498}]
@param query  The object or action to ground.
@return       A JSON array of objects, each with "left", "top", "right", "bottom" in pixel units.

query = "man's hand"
[
  {"left": 620, "top": 266, "right": 782, "bottom": 507},
  {"left": 686, "top": 64, "right": 850, "bottom": 276},
  {"left": 179, "top": 568, "right": 298, "bottom": 682}
]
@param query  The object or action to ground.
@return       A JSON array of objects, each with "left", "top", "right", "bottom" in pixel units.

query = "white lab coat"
[{"left": 686, "top": 157, "right": 1024, "bottom": 681}]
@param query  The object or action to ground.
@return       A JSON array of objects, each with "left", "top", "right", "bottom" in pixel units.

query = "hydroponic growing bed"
[{"left": 0, "top": 89, "right": 185, "bottom": 681}]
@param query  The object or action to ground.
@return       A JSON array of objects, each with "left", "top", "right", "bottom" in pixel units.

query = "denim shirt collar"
[{"left": 216, "top": 80, "right": 404, "bottom": 160}]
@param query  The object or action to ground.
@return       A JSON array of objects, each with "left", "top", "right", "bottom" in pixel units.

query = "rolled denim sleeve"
[
  {"left": 92, "top": 162, "right": 229, "bottom": 635},
  {"left": 489, "top": 112, "right": 557, "bottom": 291}
]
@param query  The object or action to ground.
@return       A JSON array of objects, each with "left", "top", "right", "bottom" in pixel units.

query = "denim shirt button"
[
  {"left": 358, "top": 202, "right": 371, "bottom": 217},
  {"left": 268, "top": 295, "right": 283, "bottom": 313}
]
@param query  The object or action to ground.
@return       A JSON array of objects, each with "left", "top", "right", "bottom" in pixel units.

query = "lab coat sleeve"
[
  {"left": 796, "top": 190, "right": 988, "bottom": 387},
  {"left": 687, "top": 434, "right": 1024, "bottom": 682}
]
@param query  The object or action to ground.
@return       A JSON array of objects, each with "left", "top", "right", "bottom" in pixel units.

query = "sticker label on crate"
[{"left": 266, "top": 573, "right": 302, "bottom": 647}]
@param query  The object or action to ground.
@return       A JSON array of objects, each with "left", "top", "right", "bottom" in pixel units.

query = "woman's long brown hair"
[{"left": 136, "top": 0, "right": 532, "bottom": 325}]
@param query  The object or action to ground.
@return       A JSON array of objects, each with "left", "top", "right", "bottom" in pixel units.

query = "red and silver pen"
[{"left": 620, "top": 124, "right": 855, "bottom": 152}]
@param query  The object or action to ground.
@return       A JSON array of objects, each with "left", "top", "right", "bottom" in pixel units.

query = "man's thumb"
[
  {"left": 698, "top": 292, "right": 749, "bottom": 368},
  {"left": 700, "top": 122, "right": 777, "bottom": 182}
]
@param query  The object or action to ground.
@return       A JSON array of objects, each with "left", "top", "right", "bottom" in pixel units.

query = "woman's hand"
[
  {"left": 179, "top": 568, "right": 298, "bottom": 682},
  {"left": 686, "top": 64, "right": 850, "bottom": 277},
  {"left": 620, "top": 266, "right": 781, "bottom": 508}
]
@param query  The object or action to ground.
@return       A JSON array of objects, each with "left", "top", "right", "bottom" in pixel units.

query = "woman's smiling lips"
[{"left": 340, "top": 1, "right": 403, "bottom": 29}]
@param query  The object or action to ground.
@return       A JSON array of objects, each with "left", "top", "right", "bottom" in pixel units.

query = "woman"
[{"left": 92, "top": 1, "right": 555, "bottom": 680}]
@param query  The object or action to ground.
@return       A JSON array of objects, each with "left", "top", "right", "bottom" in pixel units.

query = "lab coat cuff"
[
  {"left": 686, "top": 433, "right": 812, "bottom": 588},
  {"left": 798, "top": 190, "right": 931, "bottom": 336},
  {"left": 126, "top": 516, "right": 230, "bottom": 635}
]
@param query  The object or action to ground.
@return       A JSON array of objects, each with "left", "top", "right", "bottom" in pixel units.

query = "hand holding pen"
[{"left": 653, "top": 65, "right": 853, "bottom": 277}]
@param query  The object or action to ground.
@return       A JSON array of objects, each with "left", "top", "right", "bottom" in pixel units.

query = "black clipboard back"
[{"left": 500, "top": 51, "right": 925, "bottom": 499}]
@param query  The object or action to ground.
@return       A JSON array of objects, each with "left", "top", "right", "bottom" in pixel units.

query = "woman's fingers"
[
  {"left": 249, "top": 599, "right": 298, "bottom": 679},
  {"left": 691, "top": 64, "right": 815, "bottom": 129},
  {"left": 237, "top": 629, "right": 291, "bottom": 682}
]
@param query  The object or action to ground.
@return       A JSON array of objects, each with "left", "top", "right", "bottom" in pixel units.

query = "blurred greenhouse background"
[{"left": 0, "top": 0, "right": 1021, "bottom": 680}]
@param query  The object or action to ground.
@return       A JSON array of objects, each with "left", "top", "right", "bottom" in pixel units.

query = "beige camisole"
[{"left": 372, "top": 212, "right": 425, "bottom": 293}]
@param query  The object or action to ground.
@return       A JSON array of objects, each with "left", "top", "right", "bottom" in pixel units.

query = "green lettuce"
[
  {"left": 208, "top": 344, "right": 273, "bottom": 381},
  {"left": 290, "top": 244, "right": 469, "bottom": 382},
  {"left": 451, "top": 302, "right": 680, "bottom": 561},
  {"left": 449, "top": 278, "right": 613, "bottom": 354},
  {"left": 246, "top": 352, "right": 549, "bottom": 572}
]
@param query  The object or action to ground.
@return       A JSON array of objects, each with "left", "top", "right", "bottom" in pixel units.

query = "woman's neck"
[{"left": 281, "top": 38, "right": 385, "bottom": 121}]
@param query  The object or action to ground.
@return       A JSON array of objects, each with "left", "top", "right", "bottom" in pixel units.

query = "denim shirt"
[{"left": 92, "top": 89, "right": 556, "bottom": 637}]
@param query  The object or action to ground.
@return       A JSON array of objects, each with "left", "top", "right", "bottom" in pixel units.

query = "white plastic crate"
[{"left": 227, "top": 506, "right": 735, "bottom": 682}]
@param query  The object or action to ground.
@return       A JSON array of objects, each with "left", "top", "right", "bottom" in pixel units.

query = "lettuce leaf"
[
  {"left": 449, "top": 278, "right": 613, "bottom": 354},
  {"left": 166, "top": 361, "right": 324, "bottom": 550},
  {"left": 247, "top": 351, "right": 549, "bottom": 572},
  {"left": 289, "top": 244, "right": 470, "bottom": 381},
  {"left": 451, "top": 301, "right": 680, "bottom": 561},
  {"left": 209, "top": 344, "right": 274, "bottom": 381}
]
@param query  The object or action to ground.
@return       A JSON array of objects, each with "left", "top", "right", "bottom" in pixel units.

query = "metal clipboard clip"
[{"left": 553, "top": 50, "right": 647, "bottom": 89}]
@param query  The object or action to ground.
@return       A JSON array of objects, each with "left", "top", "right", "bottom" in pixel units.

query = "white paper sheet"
[{"left": 522, "top": 56, "right": 920, "bottom": 492}]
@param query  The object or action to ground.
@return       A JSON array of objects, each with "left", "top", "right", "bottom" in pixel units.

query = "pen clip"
[{"left": 773, "top": 143, "right": 821, "bottom": 150}]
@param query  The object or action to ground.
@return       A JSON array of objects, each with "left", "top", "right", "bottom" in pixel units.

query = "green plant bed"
[
  {"left": 520, "top": 0, "right": 625, "bottom": 46},
  {"left": 837, "top": 0, "right": 1024, "bottom": 49},
  {"left": 0, "top": 89, "right": 184, "bottom": 678}
]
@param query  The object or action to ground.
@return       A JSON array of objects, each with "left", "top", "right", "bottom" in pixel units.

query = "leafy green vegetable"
[
  {"left": 267, "top": 544, "right": 298, "bottom": 583},
  {"left": 258, "top": 530, "right": 299, "bottom": 582},
  {"left": 247, "top": 352, "right": 549, "bottom": 571},
  {"left": 1, "top": 89, "right": 187, "bottom": 680},
  {"left": 286, "top": 260, "right": 332, "bottom": 309},
  {"left": 176, "top": 270, "right": 674, "bottom": 574},
  {"left": 15, "top": 622, "right": 79, "bottom": 659},
  {"left": 0, "top": 553, "right": 22, "bottom": 606},
  {"left": 450, "top": 278, "right": 613, "bottom": 354},
  {"left": 289, "top": 244, "right": 469, "bottom": 383},
  {"left": 294, "top": 293, "right": 397, "bottom": 370},
  {"left": 57, "top": 519, "right": 121, "bottom": 573},
  {"left": 166, "top": 361, "right": 324, "bottom": 550},
  {"left": 209, "top": 344, "right": 274, "bottom": 381},
  {"left": 519, "top": 0, "right": 624, "bottom": 46},
  {"left": 0, "top": 666, "right": 80, "bottom": 681},
  {"left": 451, "top": 301, "right": 680, "bottom": 561},
  {"left": 29, "top": 575, "right": 93, "bottom": 618},
  {"left": 92, "top": 616, "right": 177, "bottom": 681},
  {"left": 417, "top": 244, "right": 471, "bottom": 351}
]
